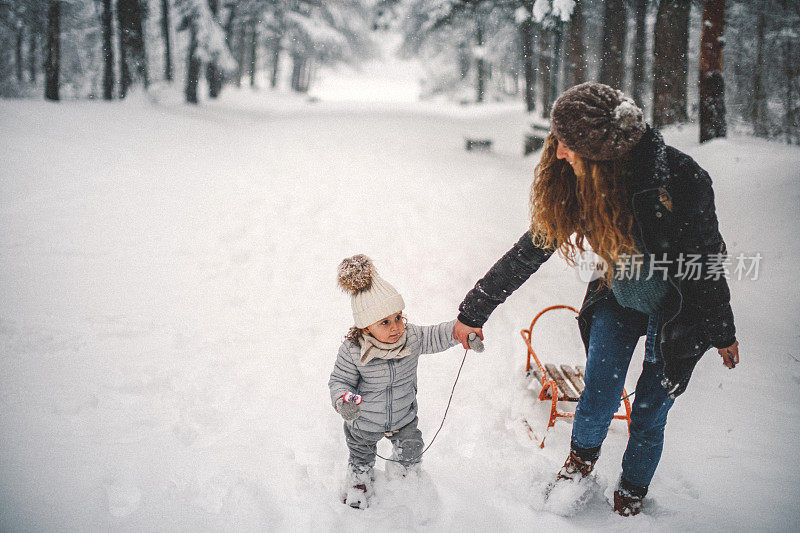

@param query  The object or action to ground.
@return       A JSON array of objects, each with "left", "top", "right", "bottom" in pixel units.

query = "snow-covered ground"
[{"left": 1, "top": 89, "right": 799, "bottom": 532}]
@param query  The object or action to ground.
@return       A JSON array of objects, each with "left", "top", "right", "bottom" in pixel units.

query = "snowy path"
[{"left": 1, "top": 93, "right": 798, "bottom": 532}]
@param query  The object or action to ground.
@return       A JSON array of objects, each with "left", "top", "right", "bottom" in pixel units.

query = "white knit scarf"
[{"left": 359, "top": 332, "right": 410, "bottom": 365}]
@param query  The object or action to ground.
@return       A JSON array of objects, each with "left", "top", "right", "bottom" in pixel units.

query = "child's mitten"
[
  {"left": 336, "top": 392, "right": 363, "bottom": 421},
  {"left": 468, "top": 332, "right": 484, "bottom": 353}
]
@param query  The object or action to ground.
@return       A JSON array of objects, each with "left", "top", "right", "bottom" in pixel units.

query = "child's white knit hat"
[{"left": 337, "top": 255, "right": 405, "bottom": 328}]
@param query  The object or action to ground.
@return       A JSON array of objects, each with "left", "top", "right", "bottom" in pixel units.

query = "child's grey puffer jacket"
[{"left": 328, "top": 320, "right": 459, "bottom": 433}]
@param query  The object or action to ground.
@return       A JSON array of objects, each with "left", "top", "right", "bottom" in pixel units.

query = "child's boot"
[
  {"left": 385, "top": 458, "right": 421, "bottom": 480},
  {"left": 343, "top": 465, "right": 373, "bottom": 509}
]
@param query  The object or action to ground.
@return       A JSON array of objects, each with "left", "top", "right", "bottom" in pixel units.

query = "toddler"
[{"left": 328, "top": 254, "right": 459, "bottom": 509}]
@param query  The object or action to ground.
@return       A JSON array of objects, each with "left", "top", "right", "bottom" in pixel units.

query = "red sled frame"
[{"left": 520, "top": 304, "right": 632, "bottom": 448}]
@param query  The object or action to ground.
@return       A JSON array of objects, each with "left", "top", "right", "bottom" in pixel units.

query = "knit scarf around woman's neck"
[{"left": 359, "top": 332, "right": 410, "bottom": 365}]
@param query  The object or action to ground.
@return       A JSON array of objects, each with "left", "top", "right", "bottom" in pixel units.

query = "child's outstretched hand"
[
  {"left": 454, "top": 320, "right": 483, "bottom": 350},
  {"left": 336, "top": 392, "right": 362, "bottom": 421}
]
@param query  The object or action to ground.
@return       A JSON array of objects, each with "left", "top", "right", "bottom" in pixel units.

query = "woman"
[{"left": 453, "top": 82, "right": 740, "bottom": 516}]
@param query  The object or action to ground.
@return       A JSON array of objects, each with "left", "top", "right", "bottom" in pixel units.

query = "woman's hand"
[
  {"left": 454, "top": 320, "right": 483, "bottom": 350},
  {"left": 718, "top": 340, "right": 740, "bottom": 369}
]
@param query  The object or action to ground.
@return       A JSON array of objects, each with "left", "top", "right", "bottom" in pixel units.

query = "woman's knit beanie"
[
  {"left": 337, "top": 254, "right": 405, "bottom": 328},
  {"left": 550, "top": 82, "right": 646, "bottom": 161}
]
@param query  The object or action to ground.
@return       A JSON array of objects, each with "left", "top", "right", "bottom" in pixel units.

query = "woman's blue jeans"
[{"left": 571, "top": 295, "right": 675, "bottom": 489}]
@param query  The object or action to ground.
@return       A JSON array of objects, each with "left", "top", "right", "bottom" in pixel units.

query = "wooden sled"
[{"left": 521, "top": 305, "right": 632, "bottom": 448}]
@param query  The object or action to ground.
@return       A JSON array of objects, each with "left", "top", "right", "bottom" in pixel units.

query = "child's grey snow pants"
[{"left": 344, "top": 416, "right": 423, "bottom": 470}]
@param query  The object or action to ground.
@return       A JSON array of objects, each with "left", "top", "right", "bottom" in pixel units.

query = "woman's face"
[
  {"left": 365, "top": 312, "right": 405, "bottom": 343},
  {"left": 556, "top": 140, "right": 581, "bottom": 169}
]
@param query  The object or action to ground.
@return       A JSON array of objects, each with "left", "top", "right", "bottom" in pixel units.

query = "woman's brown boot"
[
  {"left": 556, "top": 449, "right": 598, "bottom": 481},
  {"left": 613, "top": 479, "right": 647, "bottom": 516}
]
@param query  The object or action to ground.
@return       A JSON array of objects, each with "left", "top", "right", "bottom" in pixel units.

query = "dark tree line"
[
  {"left": 0, "top": 0, "right": 373, "bottom": 104},
  {"left": 0, "top": 0, "right": 798, "bottom": 143},
  {"left": 397, "top": 0, "right": 800, "bottom": 144}
]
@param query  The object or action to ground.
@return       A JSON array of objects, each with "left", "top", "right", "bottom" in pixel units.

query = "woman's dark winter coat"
[{"left": 457, "top": 127, "right": 736, "bottom": 398}]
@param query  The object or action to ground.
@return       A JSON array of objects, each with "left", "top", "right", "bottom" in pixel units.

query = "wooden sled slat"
[
  {"left": 561, "top": 365, "right": 585, "bottom": 395},
  {"left": 545, "top": 363, "right": 580, "bottom": 401}
]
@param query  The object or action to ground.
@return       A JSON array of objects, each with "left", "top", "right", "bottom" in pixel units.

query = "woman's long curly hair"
[{"left": 530, "top": 134, "right": 639, "bottom": 286}]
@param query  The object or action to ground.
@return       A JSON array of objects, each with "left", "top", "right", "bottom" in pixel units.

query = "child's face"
[{"left": 365, "top": 312, "right": 405, "bottom": 343}]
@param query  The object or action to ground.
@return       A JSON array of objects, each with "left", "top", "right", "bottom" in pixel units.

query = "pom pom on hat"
[
  {"left": 337, "top": 254, "right": 376, "bottom": 293},
  {"left": 337, "top": 254, "right": 405, "bottom": 328},
  {"left": 550, "top": 82, "right": 646, "bottom": 161}
]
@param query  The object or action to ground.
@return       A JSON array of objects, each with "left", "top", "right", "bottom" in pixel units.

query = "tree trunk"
[
  {"left": 783, "top": 33, "right": 796, "bottom": 143},
  {"left": 222, "top": 4, "right": 237, "bottom": 88},
  {"left": 102, "top": 0, "right": 114, "bottom": 99},
  {"left": 565, "top": 0, "right": 585, "bottom": 88},
  {"left": 750, "top": 5, "right": 767, "bottom": 136},
  {"left": 118, "top": 13, "right": 130, "bottom": 97},
  {"left": 28, "top": 29, "right": 37, "bottom": 83},
  {"left": 550, "top": 20, "right": 564, "bottom": 105},
  {"left": 206, "top": 59, "right": 221, "bottom": 98},
  {"left": 475, "top": 12, "right": 486, "bottom": 103},
  {"left": 185, "top": 22, "right": 200, "bottom": 104},
  {"left": 300, "top": 58, "right": 312, "bottom": 93},
  {"left": 520, "top": 14, "right": 536, "bottom": 112},
  {"left": 206, "top": 0, "right": 222, "bottom": 98},
  {"left": 235, "top": 21, "right": 246, "bottom": 87},
  {"left": 652, "top": 0, "right": 691, "bottom": 128},
  {"left": 224, "top": 5, "right": 236, "bottom": 43},
  {"left": 631, "top": 0, "right": 648, "bottom": 106},
  {"left": 45, "top": 1, "right": 60, "bottom": 101},
  {"left": 16, "top": 26, "right": 24, "bottom": 82},
  {"left": 269, "top": 37, "right": 281, "bottom": 89},
  {"left": 161, "top": 0, "right": 173, "bottom": 81},
  {"left": 248, "top": 20, "right": 257, "bottom": 88},
  {"left": 136, "top": 1, "right": 149, "bottom": 88},
  {"left": 458, "top": 41, "right": 470, "bottom": 80},
  {"left": 538, "top": 23, "right": 551, "bottom": 118},
  {"left": 118, "top": 0, "right": 149, "bottom": 98},
  {"left": 699, "top": 0, "right": 726, "bottom": 143},
  {"left": 599, "top": 0, "right": 626, "bottom": 89},
  {"left": 290, "top": 53, "right": 301, "bottom": 91}
]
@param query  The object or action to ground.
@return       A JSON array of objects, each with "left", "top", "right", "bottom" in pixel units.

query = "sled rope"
[
  {"left": 377, "top": 347, "right": 469, "bottom": 464},
  {"left": 620, "top": 390, "right": 635, "bottom": 401}
]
